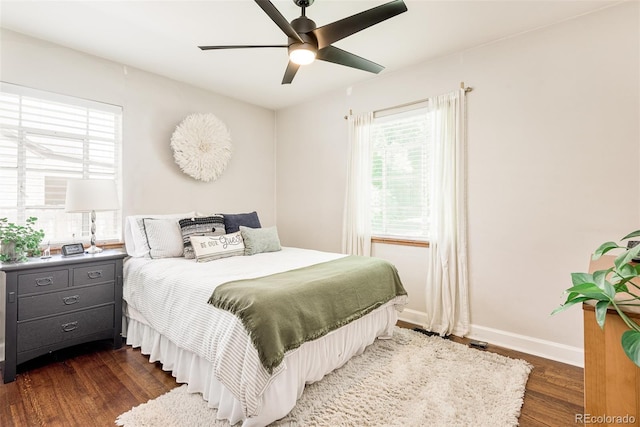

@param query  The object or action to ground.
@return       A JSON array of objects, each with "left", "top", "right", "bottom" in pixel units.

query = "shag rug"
[{"left": 116, "top": 327, "right": 532, "bottom": 427}]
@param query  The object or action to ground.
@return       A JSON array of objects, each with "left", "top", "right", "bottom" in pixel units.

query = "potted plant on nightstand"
[
  {"left": 552, "top": 230, "right": 640, "bottom": 367},
  {"left": 0, "top": 217, "right": 45, "bottom": 262}
]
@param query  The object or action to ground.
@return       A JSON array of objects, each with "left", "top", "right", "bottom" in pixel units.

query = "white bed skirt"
[{"left": 125, "top": 299, "right": 401, "bottom": 427}]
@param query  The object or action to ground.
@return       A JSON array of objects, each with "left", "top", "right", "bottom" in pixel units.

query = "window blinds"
[
  {"left": 0, "top": 82, "right": 122, "bottom": 244},
  {"left": 371, "top": 106, "right": 431, "bottom": 240}
]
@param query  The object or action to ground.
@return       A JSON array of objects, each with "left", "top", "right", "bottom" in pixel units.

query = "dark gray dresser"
[{"left": 1, "top": 250, "right": 127, "bottom": 383}]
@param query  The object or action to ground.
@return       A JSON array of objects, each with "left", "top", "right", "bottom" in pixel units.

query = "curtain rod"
[{"left": 344, "top": 82, "right": 473, "bottom": 120}]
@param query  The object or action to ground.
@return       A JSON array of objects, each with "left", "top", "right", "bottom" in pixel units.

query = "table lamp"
[{"left": 65, "top": 179, "right": 119, "bottom": 254}]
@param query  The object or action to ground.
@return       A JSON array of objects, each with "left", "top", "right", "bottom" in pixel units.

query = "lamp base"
[{"left": 85, "top": 245, "right": 103, "bottom": 254}]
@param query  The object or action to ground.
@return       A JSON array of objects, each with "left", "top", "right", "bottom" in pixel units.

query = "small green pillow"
[{"left": 240, "top": 225, "right": 281, "bottom": 256}]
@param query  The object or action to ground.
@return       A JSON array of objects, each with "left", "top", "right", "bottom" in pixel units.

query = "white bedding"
[{"left": 123, "top": 247, "right": 406, "bottom": 426}]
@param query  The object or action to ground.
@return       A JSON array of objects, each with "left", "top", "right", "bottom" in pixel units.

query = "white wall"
[
  {"left": 0, "top": 29, "right": 276, "bottom": 225},
  {"left": 275, "top": 2, "right": 640, "bottom": 366}
]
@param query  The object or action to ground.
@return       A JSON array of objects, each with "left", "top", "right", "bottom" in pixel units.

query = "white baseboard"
[
  {"left": 466, "top": 324, "right": 584, "bottom": 367},
  {"left": 397, "top": 308, "right": 427, "bottom": 328},
  {"left": 398, "top": 309, "right": 584, "bottom": 368}
]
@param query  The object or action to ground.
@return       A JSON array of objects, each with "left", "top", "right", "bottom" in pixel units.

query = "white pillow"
[
  {"left": 124, "top": 212, "right": 196, "bottom": 257},
  {"left": 142, "top": 218, "right": 184, "bottom": 259},
  {"left": 190, "top": 232, "right": 245, "bottom": 263}
]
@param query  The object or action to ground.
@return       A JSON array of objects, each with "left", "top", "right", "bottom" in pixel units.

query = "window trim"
[
  {"left": 1, "top": 82, "right": 122, "bottom": 115},
  {"left": 371, "top": 236, "right": 430, "bottom": 248}
]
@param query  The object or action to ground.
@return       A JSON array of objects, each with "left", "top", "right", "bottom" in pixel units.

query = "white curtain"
[
  {"left": 342, "top": 112, "right": 373, "bottom": 256},
  {"left": 425, "top": 89, "right": 470, "bottom": 336}
]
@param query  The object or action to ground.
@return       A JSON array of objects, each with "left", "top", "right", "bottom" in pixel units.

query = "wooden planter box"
[{"left": 582, "top": 255, "right": 640, "bottom": 426}]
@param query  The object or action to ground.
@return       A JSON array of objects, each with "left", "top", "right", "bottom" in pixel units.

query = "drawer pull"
[
  {"left": 35, "top": 276, "right": 54, "bottom": 287},
  {"left": 61, "top": 321, "right": 78, "bottom": 332},
  {"left": 62, "top": 295, "right": 80, "bottom": 305},
  {"left": 87, "top": 270, "right": 103, "bottom": 279}
]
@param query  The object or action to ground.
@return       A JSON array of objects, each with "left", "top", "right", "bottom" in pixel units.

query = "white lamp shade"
[{"left": 65, "top": 179, "right": 119, "bottom": 212}]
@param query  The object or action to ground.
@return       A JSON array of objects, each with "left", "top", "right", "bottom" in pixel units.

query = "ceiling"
[{"left": 0, "top": 0, "right": 622, "bottom": 110}]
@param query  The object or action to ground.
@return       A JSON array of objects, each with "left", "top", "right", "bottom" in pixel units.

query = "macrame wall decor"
[{"left": 170, "top": 113, "right": 232, "bottom": 182}]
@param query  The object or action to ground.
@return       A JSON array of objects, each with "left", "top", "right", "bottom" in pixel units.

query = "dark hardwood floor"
[{"left": 1, "top": 323, "right": 584, "bottom": 427}]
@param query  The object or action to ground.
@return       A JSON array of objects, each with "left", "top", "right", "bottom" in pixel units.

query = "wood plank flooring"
[{"left": 1, "top": 323, "right": 583, "bottom": 426}]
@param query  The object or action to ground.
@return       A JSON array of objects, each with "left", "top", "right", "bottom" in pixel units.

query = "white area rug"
[{"left": 116, "top": 327, "right": 532, "bottom": 427}]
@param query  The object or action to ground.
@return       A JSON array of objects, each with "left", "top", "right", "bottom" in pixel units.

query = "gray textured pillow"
[
  {"left": 179, "top": 215, "right": 226, "bottom": 259},
  {"left": 240, "top": 225, "right": 281, "bottom": 256}
]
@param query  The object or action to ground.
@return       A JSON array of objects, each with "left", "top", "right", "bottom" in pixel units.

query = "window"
[
  {"left": 371, "top": 105, "right": 431, "bottom": 241},
  {"left": 0, "top": 82, "right": 122, "bottom": 245}
]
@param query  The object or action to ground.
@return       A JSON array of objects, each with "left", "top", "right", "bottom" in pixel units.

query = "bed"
[{"left": 122, "top": 213, "right": 407, "bottom": 426}]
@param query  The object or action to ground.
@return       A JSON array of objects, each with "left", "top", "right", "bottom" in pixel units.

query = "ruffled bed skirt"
[{"left": 125, "top": 299, "right": 400, "bottom": 427}]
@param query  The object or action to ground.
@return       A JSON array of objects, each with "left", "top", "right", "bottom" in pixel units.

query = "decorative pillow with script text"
[{"left": 190, "top": 232, "right": 245, "bottom": 263}]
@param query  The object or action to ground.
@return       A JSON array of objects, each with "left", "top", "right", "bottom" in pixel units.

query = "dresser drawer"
[
  {"left": 18, "top": 282, "right": 115, "bottom": 321},
  {"left": 17, "top": 304, "right": 114, "bottom": 353},
  {"left": 18, "top": 269, "right": 69, "bottom": 295},
  {"left": 73, "top": 263, "right": 115, "bottom": 286}
]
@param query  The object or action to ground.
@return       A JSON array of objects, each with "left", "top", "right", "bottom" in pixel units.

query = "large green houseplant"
[
  {"left": 0, "top": 217, "right": 45, "bottom": 262},
  {"left": 553, "top": 230, "right": 640, "bottom": 367}
]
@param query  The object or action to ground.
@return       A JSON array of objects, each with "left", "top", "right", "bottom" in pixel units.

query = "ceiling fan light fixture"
[
  {"left": 289, "top": 44, "right": 316, "bottom": 65},
  {"left": 199, "top": 0, "right": 408, "bottom": 83}
]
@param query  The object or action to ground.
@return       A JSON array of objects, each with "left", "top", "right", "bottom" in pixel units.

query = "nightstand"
[{"left": 1, "top": 249, "right": 127, "bottom": 383}]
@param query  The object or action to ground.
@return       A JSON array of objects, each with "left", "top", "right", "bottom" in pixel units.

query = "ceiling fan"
[{"left": 198, "top": 0, "right": 408, "bottom": 84}]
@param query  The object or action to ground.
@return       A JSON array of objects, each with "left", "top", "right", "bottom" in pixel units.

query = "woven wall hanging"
[{"left": 170, "top": 113, "right": 232, "bottom": 182}]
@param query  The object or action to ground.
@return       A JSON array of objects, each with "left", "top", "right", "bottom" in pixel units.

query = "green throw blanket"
[{"left": 207, "top": 255, "right": 407, "bottom": 374}]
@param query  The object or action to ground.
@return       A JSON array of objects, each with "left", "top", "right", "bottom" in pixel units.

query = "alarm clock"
[{"left": 61, "top": 243, "right": 85, "bottom": 256}]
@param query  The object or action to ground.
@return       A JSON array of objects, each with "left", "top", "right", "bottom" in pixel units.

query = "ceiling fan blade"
[
  {"left": 199, "top": 45, "right": 287, "bottom": 50},
  {"left": 313, "top": 0, "right": 407, "bottom": 49},
  {"left": 282, "top": 61, "right": 300, "bottom": 85},
  {"left": 317, "top": 46, "right": 384, "bottom": 74},
  {"left": 255, "top": 0, "right": 304, "bottom": 44}
]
